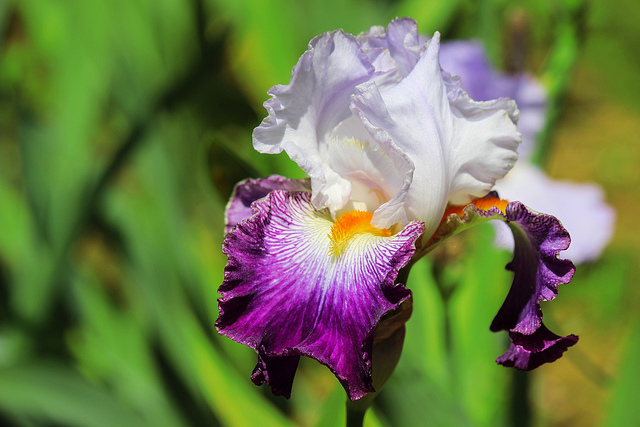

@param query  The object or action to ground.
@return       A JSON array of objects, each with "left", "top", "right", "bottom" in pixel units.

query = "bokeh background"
[{"left": 1, "top": 0, "right": 638, "bottom": 425}]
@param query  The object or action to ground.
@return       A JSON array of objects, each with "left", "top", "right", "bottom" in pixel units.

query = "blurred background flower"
[{"left": 0, "top": 0, "right": 638, "bottom": 426}]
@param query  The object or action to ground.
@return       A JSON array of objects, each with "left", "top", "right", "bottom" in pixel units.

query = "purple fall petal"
[
  {"left": 224, "top": 175, "right": 310, "bottom": 233},
  {"left": 251, "top": 353, "right": 300, "bottom": 398},
  {"left": 430, "top": 196, "right": 577, "bottom": 369},
  {"left": 490, "top": 201, "right": 575, "bottom": 334},
  {"left": 497, "top": 325, "right": 579, "bottom": 370},
  {"left": 492, "top": 201, "right": 578, "bottom": 368},
  {"left": 217, "top": 190, "right": 424, "bottom": 400}
]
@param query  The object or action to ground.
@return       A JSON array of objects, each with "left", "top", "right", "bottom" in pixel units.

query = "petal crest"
[
  {"left": 217, "top": 190, "right": 424, "bottom": 400},
  {"left": 357, "top": 18, "right": 423, "bottom": 81}
]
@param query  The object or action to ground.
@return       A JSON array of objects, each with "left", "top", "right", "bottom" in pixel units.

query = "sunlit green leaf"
[
  {"left": 449, "top": 225, "right": 511, "bottom": 426},
  {"left": 394, "top": 0, "right": 462, "bottom": 34}
]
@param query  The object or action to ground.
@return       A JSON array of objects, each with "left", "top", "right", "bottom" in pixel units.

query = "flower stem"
[
  {"left": 342, "top": 265, "right": 415, "bottom": 426},
  {"left": 346, "top": 406, "right": 366, "bottom": 427},
  {"left": 510, "top": 370, "right": 532, "bottom": 427}
]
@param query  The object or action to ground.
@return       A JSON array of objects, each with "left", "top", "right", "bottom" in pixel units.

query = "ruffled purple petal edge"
[
  {"left": 492, "top": 201, "right": 578, "bottom": 369},
  {"left": 224, "top": 175, "right": 310, "bottom": 234},
  {"left": 497, "top": 324, "right": 579, "bottom": 370},
  {"left": 431, "top": 193, "right": 577, "bottom": 370}
]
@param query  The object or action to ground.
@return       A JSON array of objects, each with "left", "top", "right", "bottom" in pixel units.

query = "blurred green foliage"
[{"left": 0, "top": 0, "right": 638, "bottom": 426}]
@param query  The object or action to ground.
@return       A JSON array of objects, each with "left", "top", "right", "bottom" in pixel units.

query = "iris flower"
[{"left": 217, "top": 18, "right": 577, "bottom": 401}]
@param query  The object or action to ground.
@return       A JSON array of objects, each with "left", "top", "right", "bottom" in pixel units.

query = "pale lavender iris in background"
[{"left": 439, "top": 40, "right": 615, "bottom": 263}]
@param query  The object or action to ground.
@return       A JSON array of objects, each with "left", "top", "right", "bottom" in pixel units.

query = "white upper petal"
[
  {"left": 357, "top": 18, "right": 423, "bottom": 82},
  {"left": 439, "top": 40, "right": 547, "bottom": 162},
  {"left": 352, "top": 33, "right": 521, "bottom": 237},
  {"left": 328, "top": 116, "right": 414, "bottom": 224},
  {"left": 252, "top": 30, "right": 378, "bottom": 211}
]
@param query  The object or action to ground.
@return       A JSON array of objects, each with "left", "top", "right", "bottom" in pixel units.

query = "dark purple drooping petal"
[
  {"left": 224, "top": 175, "right": 310, "bottom": 233},
  {"left": 429, "top": 195, "right": 577, "bottom": 370},
  {"left": 250, "top": 352, "right": 300, "bottom": 397},
  {"left": 217, "top": 190, "right": 424, "bottom": 400},
  {"left": 491, "top": 202, "right": 574, "bottom": 332},
  {"left": 491, "top": 201, "right": 577, "bottom": 368},
  {"left": 497, "top": 324, "right": 579, "bottom": 370},
  {"left": 494, "top": 164, "right": 615, "bottom": 264}
]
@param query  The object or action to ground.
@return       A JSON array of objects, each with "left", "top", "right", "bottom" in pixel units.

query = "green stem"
[
  {"left": 345, "top": 406, "right": 366, "bottom": 427},
  {"left": 510, "top": 370, "right": 532, "bottom": 427},
  {"left": 343, "top": 264, "right": 415, "bottom": 426},
  {"left": 533, "top": 0, "right": 585, "bottom": 167}
]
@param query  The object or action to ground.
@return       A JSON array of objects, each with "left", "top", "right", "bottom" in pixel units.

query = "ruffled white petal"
[
  {"left": 357, "top": 18, "right": 423, "bottom": 82},
  {"left": 352, "top": 33, "right": 520, "bottom": 236},
  {"left": 439, "top": 40, "right": 547, "bottom": 161},
  {"left": 252, "top": 30, "right": 378, "bottom": 212},
  {"left": 253, "top": 24, "right": 522, "bottom": 240},
  {"left": 328, "top": 116, "right": 414, "bottom": 220}
]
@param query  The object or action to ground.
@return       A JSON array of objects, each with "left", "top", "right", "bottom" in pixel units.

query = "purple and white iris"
[{"left": 217, "top": 18, "right": 578, "bottom": 401}]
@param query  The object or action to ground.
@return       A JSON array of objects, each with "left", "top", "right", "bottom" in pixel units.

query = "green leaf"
[
  {"left": 0, "top": 177, "right": 57, "bottom": 324},
  {"left": 0, "top": 180, "right": 35, "bottom": 267},
  {"left": 403, "top": 258, "right": 450, "bottom": 386},
  {"left": 0, "top": 363, "right": 146, "bottom": 427},
  {"left": 602, "top": 316, "right": 640, "bottom": 427},
  {"left": 102, "top": 130, "right": 294, "bottom": 427},
  {"left": 378, "top": 259, "right": 471, "bottom": 426},
  {"left": 315, "top": 385, "right": 345, "bottom": 427},
  {"left": 70, "top": 273, "right": 187, "bottom": 427},
  {"left": 448, "top": 225, "right": 510, "bottom": 426}
]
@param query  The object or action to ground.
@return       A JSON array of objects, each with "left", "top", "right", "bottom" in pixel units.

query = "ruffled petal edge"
[
  {"left": 426, "top": 192, "right": 577, "bottom": 369},
  {"left": 224, "top": 175, "right": 310, "bottom": 234}
]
